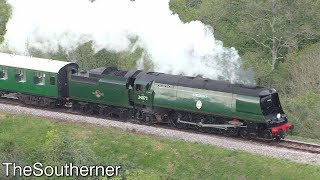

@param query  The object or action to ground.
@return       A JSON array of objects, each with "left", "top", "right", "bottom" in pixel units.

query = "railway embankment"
[{"left": 0, "top": 103, "right": 319, "bottom": 166}]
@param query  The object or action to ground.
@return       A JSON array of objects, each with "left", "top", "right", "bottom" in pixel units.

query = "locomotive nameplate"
[{"left": 192, "top": 93, "right": 207, "bottom": 98}]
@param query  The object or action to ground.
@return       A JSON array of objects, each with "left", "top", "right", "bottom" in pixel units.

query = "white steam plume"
[{"left": 2, "top": 0, "right": 254, "bottom": 84}]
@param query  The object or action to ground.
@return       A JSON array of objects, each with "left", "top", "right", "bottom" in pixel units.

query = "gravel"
[{"left": 1, "top": 103, "right": 320, "bottom": 165}]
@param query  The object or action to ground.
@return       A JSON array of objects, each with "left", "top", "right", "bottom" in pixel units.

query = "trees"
[
  {"left": 170, "top": 0, "right": 320, "bottom": 86},
  {"left": 284, "top": 43, "right": 320, "bottom": 96},
  {"left": 240, "top": 0, "right": 320, "bottom": 71},
  {"left": 0, "top": 0, "right": 11, "bottom": 43}
]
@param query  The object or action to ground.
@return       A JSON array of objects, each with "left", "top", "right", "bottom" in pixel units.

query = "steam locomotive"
[{"left": 0, "top": 53, "right": 292, "bottom": 140}]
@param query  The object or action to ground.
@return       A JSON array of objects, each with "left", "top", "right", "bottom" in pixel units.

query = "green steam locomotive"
[{"left": 0, "top": 53, "right": 292, "bottom": 140}]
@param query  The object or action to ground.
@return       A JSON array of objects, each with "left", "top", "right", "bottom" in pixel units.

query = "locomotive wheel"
[
  {"left": 194, "top": 115, "right": 204, "bottom": 131},
  {"left": 104, "top": 107, "right": 114, "bottom": 117},
  {"left": 49, "top": 101, "right": 56, "bottom": 109},
  {"left": 262, "top": 130, "right": 272, "bottom": 141},
  {"left": 200, "top": 127, "right": 218, "bottom": 134},
  {"left": 170, "top": 112, "right": 187, "bottom": 129},
  {"left": 196, "top": 116, "right": 217, "bottom": 133},
  {"left": 98, "top": 107, "right": 106, "bottom": 115},
  {"left": 181, "top": 113, "right": 193, "bottom": 129},
  {"left": 220, "top": 128, "right": 239, "bottom": 137},
  {"left": 72, "top": 102, "right": 80, "bottom": 111},
  {"left": 219, "top": 129, "right": 228, "bottom": 136},
  {"left": 85, "top": 105, "right": 94, "bottom": 114},
  {"left": 99, "top": 106, "right": 112, "bottom": 116},
  {"left": 80, "top": 104, "right": 93, "bottom": 114},
  {"left": 239, "top": 128, "right": 249, "bottom": 139},
  {"left": 142, "top": 113, "right": 154, "bottom": 124},
  {"left": 119, "top": 109, "right": 128, "bottom": 120}
]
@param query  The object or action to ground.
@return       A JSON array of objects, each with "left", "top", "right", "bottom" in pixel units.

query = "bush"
[
  {"left": 283, "top": 92, "right": 320, "bottom": 138},
  {"left": 41, "top": 129, "right": 74, "bottom": 165},
  {"left": 40, "top": 129, "right": 99, "bottom": 166}
]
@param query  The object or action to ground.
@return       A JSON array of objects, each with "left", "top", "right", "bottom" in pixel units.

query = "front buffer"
[{"left": 271, "top": 123, "right": 293, "bottom": 139}]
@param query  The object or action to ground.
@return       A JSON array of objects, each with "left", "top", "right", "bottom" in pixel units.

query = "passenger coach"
[{"left": 0, "top": 53, "right": 78, "bottom": 107}]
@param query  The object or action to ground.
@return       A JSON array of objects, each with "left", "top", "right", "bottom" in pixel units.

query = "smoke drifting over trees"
[{"left": 1, "top": 0, "right": 254, "bottom": 84}]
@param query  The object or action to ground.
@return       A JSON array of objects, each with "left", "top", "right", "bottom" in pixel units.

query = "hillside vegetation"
[
  {"left": 0, "top": 0, "right": 319, "bottom": 138},
  {"left": 169, "top": 0, "right": 320, "bottom": 138},
  {"left": 1, "top": 113, "right": 320, "bottom": 179}
]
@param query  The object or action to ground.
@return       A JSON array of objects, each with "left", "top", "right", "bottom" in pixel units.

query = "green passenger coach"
[{"left": 0, "top": 53, "right": 78, "bottom": 106}]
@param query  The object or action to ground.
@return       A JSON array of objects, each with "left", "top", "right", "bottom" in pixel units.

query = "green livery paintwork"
[
  {"left": 1, "top": 62, "right": 267, "bottom": 123},
  {"left": 145, "top": 82, "right": 265, "bottom": 122},
  {"left": 0, "top": 65, "right": 58, "bottom": 97},
  {"left": 69, "top": 75, "right": 131, "bottom": 108}
]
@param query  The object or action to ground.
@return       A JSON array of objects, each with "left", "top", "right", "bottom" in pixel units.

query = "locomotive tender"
[{"left": 0, "top": 53, "right": 292, "bottom": 140}]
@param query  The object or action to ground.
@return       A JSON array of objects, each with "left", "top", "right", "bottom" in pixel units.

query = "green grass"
[{"left": 0, "top": 112, "right": 320, "bottom": 179}]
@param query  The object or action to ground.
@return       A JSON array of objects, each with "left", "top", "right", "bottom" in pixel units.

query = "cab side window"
[
  {"left": 0, "top": 66, "right": 8, "bottom": 80},
  {"left": 136, "top": 84, "right": 145, "bottom": 91},
  {"left": 15, "top": 69, "right": 26, "bottom": 82}
]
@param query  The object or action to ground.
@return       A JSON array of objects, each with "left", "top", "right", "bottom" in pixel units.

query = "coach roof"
[{"left": 0, "top": 53, "right": 76, "bottom": 73}]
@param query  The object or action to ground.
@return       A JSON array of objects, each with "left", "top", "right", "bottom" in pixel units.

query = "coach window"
[
  {"left": 33, "top": 72, "right": 45, "bottom": 85},
  {"left": 50, "top": 76, "right": 55, "bottom": 85},
  {"left": 0, "top": 66, "right": 8, "bottom": 80},
  {"left": 15, "top": 69, "right": 26, "bottom": 82}
]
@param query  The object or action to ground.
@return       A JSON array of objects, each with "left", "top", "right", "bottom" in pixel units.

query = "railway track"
[
  {"left": 1, "top": 95, "right": 319, "bottom": 155},
  {"left": 272, "top": 139, "right": 320, "bottom": 154}
]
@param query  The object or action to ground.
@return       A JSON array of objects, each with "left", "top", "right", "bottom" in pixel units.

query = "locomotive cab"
[
  {"left": 259, "top": 89, "right": 292, "bottom": 138},
  {"left": 133, "top": 80, "right": 154, "bottom": 107}
]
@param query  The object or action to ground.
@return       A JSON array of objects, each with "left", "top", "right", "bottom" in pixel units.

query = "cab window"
[
  {"left": 15, "top": 69, "right": 26, "bottom": 82},
  {"left": 136, "top": 84, "right": 145, "bottom": 91},
  {"left": 0, "top": 66, "right": 8, "bottom": 80},
  {"left": 260, "top": 94, "right": 281, "bottom": 115}
]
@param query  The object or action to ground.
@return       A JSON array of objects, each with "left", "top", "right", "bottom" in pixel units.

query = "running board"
[{"left": 177, "top": 119, "right": 245, "bottom": 129}]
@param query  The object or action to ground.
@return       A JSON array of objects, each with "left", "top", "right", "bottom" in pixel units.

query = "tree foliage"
[
  {"left": 0, "top": 0, "right": 10, "bottom": 43},
  {"left": 239, "top": 0, "right": 320, "bottom": 71},
  {"left": 170, "top": 0, "right": 320, "bottom": 87},
  {"left": 280, "top": 43, "right": 320, "bottom": 96}
]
